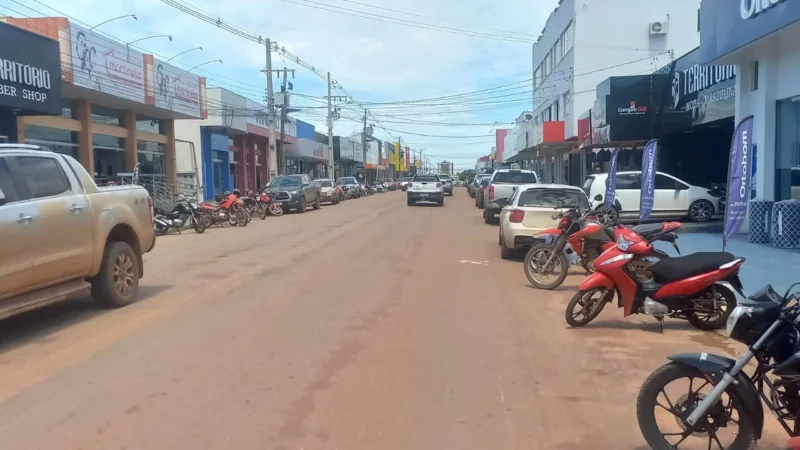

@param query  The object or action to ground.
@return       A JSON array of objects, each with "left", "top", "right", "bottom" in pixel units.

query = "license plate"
[{"left": 420, "top": 193, "right": 428, "bottom": 197}]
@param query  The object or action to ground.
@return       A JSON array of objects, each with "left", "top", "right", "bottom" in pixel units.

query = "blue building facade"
[{"left": 201, "top": 128, "right": 233, "bottom": 199}]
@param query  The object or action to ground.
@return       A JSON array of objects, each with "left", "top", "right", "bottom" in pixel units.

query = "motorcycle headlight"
[
  {"left": 726, "top": 306, "right": 760, "bottom": 337},
  {"left": 616, "top": 235, "right": 634, "bottom": 251}
]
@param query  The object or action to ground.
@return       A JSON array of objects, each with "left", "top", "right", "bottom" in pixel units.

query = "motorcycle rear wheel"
[
  {"left": 524, "top": 243, "right": 569, "bottom": 290},
  {"left": 236, "top": 208, "right": 249, "bottom": 226},
  {"left": 154, "top": 224, "right": 168, "bottom": 236},
  {"left": 687, "top": 284, "right": 737, "bottom": 331},
  {"left": 637, "top": 362, "right": 756, "bottom": 450}
]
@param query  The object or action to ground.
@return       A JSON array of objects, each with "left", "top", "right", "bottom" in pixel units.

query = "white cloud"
[{"left": 11, "top": 0, "right": 559, "bottom": 171}]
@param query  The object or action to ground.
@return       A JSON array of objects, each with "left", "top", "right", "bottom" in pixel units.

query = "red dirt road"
[{"left": 0, "top": 191, "right": 787, "bottom": 449}]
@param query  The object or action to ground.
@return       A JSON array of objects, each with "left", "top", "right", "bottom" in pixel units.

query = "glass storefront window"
[
  {"left": 137, "top": 140, "right": 166, "bottom": 176},
  {"left": 213, "top": 150, "right": 225, "bottom": 194},
  {"left": 24, "top": 124, "right": 79, "bottom": 144},
  {"left": 136, "top": 115, "right": 162, "bottom": 133},
  {"left": 91, "top": 105, "right": 122, "bottom": 126},
  {"left": 93, "top": 134, "right": 126, "bottom": 180},
  {"left": 61, "top": 99, "right": 77, "bottom": 119},
  {"left": 775, "top": 96, "right": 800, "bottom": 201}
]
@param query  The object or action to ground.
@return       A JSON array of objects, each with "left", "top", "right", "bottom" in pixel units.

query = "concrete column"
[
  {"left": 15, "top": 115, "right": 24, "bottom": 143},
  {"left": 77, "top": 99, "right": 94, "bottom": 176},
  {"left": 161, "top": 119, "right": 176, "bottom": 186},
  {"left": 122, "top": 109, "right": 137, "bottom": 171}
]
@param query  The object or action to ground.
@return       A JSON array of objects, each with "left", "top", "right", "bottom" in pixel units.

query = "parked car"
[
  {"left": 475, "top": 177, "right": 490, "bottom": 209},
  {"left": 336, "top": 176, "right": 362, "bottom": 198},
  {"left": 400, "top": 177, "right": 413, "bottom": 191},
  {"left": 439, "top": 174, "right": 454, "bottom": 196},
  {"left": 468, "top": 173, "right": 490, "bottom": 198},
  {"left": 407, "top": 174, "right": 444, "bottom": 206},
  {"left": 483, "top": 169, "right": 539, "bottom": 224},
  {"left": 268, "top": 174, "right": 322, "bottom": 213},
  {"left": 0, "top": 144, "right": 156, "bottom": 320},
  {"left": 313, "top": 178, "right": 341, "bottom": 205},
  {"left": 498, "top": 184, "right": 590, "bottom": 259},
  {"left": 584, "top": 171, "right": 721, "bottom": 223}
]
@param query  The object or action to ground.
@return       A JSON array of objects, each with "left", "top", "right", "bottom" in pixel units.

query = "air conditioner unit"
[{"left": 649, "top": 21, "right": 669, "bottom": 35}]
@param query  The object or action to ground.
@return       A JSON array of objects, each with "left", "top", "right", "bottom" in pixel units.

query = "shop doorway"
[{"left": 776, "top": 96, "right": 800, "bottom": 201}]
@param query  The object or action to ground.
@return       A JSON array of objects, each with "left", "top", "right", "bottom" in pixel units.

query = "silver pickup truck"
[
  {"left": 0, "top": 145, "right": 156, "bottom": 320},
  {"left": 482, "top": 169, "right": 539, "bottom": 224}
]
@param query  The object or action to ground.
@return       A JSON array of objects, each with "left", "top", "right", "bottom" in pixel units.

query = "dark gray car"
[{"left": 268, "top": 174, "right": 321, "bottom": 213}]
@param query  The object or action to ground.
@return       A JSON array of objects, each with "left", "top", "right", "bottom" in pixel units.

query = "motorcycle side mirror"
[{"left": 0, "top": 188, "right": 6, "bottom": 206}]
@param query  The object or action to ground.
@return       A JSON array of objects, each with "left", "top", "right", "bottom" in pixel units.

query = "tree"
[{"left": 458, "top": 169, "right": 476, "bottom": 181}]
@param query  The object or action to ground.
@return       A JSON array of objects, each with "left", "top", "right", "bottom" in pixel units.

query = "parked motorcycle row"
[
  {"left": 153, "top": 181, "right": 402, "bottom": 237},
  {"left": 521, "top": 207, "right": 800, "bottom": 448}
]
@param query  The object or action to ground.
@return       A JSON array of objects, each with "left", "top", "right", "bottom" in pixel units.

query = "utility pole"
[
  {"left": 263, "top": 39, "right": 277, "bottom": 181},
  {"left": 362, "top": 108, "right": 368, "bottom": 184},
  {"left": 327, "top": 72, "right": 334, "bottom": 179},
  {"left": 279, "top": 67, "right": 295, "bottom": 175}
]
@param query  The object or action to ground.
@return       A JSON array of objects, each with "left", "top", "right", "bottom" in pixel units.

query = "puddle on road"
[{"left": 688, "top": 330, "right": 738, "bottom": 356}]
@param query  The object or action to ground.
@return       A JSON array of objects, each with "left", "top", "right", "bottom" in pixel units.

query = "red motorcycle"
[
  {"left": 200, "top": 192, "right": 248, "bottom": 227},
  {"left": 524, "top": 208, "right": 681, "bottom": 290},
  {"left": 564, "top": 225, "right": 743, "bottom": 332},
  {"left": 259, "top": 190, "right": 284, "bottom": 217}
]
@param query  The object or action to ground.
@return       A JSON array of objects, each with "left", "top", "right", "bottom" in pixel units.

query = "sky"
[{"left": 5, "top": 0, "right": 560, "bottom": 172}]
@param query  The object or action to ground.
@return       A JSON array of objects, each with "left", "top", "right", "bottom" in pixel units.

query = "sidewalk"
[{"left": 653, "top": 232, "right": 800, "bottom": 296}]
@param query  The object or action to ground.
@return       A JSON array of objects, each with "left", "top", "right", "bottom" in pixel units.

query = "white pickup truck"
[
  {"left": 406, "top": 174, "right": 444, "bottom": 207},
  {"left": 0, "top": 145, "right": 156, "bottom": 320},
  {"left": 483, "top": 169, "right": 539, "bottom": 224}
]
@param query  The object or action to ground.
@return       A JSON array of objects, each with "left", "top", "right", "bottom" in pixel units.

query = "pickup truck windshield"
[
  {"left": 271, "top": 176, "right": 304, "bottom": 187},
  {"left": 518, "top": 189, "right": 589, "bottom": 209},
  {"left": 492, "top": 171, "right": 537, "bottom": 184},
  {"left": 413, "top": 175, "right": 439, "bottom": 182},
  {"left": 338, "top": 177, "right": 356, "bottom": 184}
]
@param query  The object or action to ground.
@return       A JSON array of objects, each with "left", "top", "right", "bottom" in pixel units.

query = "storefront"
[
  {"left": 0, "top": 21, "right": 63, "bottom": 142},
  {"left": 333, "top": 135, "right": 363, "bottom": 179},
  {"left": 699, "top": 0, "right": 800, "bottom": 202},
  {"left": 285, "top": 137, "right": 330, "bottom": 178},
  {"left": 5, "top": 17, "right": 207, "bottom": 190}
]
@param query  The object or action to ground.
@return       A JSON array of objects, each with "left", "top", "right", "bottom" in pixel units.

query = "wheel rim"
[
  {"left": 691, "top": 201, "right": 712, "bottom": 221},
  {"left": 526, "top": 247, "right": 563, "bottom": 285},
  {"left": 568, "top": 289, "right": 606, "bottom": 324},
  {"left": 596, "top": 208, "right": 617, "bottom": 226},
  {"left": 691, "top": 290, "right": 730, "bottom": 324},
  {"left": 648, "top": 374, "right": 745, "bottom": 448},
  {"left": 113, "top": 252, "right": 135, "bottom": 298}
]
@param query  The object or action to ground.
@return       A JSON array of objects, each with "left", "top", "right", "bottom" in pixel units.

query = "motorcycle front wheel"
[
  {"left": 236, "top": 208, "right": 249, "bottom": 226},
  {"left": 269, "top": 203, "right": 284, "bottom": 217},
  {"left": 524, "top": 243, "right": 569, "bottom": 289},
  {"left": 564, "top": 288, "right": 609, "bottom": 327},
  {"left": 258, "top": 203, "right": 268, "bottom": 220},
  {"left": 154, "top": 223, "right": 168, "bottom": 236},
  {"left": 637, "top": 362, "right": 756, "bottom": 450},
  {"left": 191, "top": 215, "right": 206, "bottom": 234}
]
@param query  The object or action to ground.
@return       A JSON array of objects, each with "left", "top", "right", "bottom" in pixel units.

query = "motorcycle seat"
[
  {"left": 630, "top": 223, "right": 664, "bottom": 239},
  {"left": 650, "top": 252, "right": 737, "bottom": 284}
]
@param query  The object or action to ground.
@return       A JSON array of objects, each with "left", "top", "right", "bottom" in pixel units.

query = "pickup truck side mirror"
[
  {"left": 302, "top": 183, "right": 310, "bottom": 188},
  {"left": 0, "top": 188, "right": 5, "bottom": 206},
  {"left": 512, "top": 186, "right": 518, "bottom": 191}
]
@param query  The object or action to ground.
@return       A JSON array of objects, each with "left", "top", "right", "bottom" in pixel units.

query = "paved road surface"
[{"left": 0, "top": 191, "right": 787, "bottom": 449}]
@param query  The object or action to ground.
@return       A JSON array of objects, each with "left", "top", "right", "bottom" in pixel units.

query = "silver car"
[
  {"left": 313, "top": 178, "right": 340, "bottom": 205},
  {"left": 498, "top": 184, "right": 590, "bottom": 259}
]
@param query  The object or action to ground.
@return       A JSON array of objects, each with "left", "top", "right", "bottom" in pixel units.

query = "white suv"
[
  {"left": 407, "top": 174, "right": 444, "bottom": 206},
  {"left": 584, "top": 171, "right": 721, "bottom": 222}
]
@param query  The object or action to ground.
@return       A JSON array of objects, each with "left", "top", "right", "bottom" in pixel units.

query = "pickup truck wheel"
[
  {"left": 437, "top": 199, "right": 444, "bottom": 207},
  {"left": 484, "top": 209, "right": 493, "bottom": 224},
  {"left": 407, "top": 198, "right": 414, "bottom": 206},
  {"left": 298, "top": 197, "right": 307, "bottom": 213},
  {"left": 313, "top": 194, "right": 321, "bottom": 210},
  {"left": 91, "top": 241, "right": 139, "bottom": 308}
]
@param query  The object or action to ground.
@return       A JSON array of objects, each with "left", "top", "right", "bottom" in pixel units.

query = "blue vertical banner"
[
  {"left": 724, "top": 116, "right": 755, "bottom": 246},
  {"left": 639, "top": 139, "right": 658, "bottom": 221},
  {"left": 604, "top": 149, "right": 619, "bottom": 209}
]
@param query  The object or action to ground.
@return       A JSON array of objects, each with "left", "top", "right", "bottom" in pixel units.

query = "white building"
[
  {"left": 531, "top": 0, "right": 702, "bottom": 140},
  {"left": 699, "top": 0, "right": 800, "bottom": 207}
]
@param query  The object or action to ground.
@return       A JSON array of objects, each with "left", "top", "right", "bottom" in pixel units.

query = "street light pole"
[
  {"left": 327, "top": 72, "right": 334, "bottom": 180},
  {"left": 263, "top": 39, "right": 277, "bottom": 181}
]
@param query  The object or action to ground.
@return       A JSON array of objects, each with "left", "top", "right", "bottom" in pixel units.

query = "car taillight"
[
  {"left": 436, "top": 183, "right": 441, "bottom": 188},
  {"left": 488, "top": 185, "right": 495, "bottom": 200},
  {"left": 509, "top": 209, "right": 525, "bottom": 223}
]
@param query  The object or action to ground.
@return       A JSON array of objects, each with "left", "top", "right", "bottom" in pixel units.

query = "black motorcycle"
[
  {"left": 636, "top": 281, "right": 800, "bottom": 449},
  {"left": 154, "top": 200, "right": 207, "bottom": 236}
]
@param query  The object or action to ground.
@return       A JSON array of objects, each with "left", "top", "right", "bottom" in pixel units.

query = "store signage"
[
  {"left": 313, "top": 147, "right": 324, "bottom": 158},
  {"left": 617, "top": 101, "right": 647, "bottom": 115},
  {"left": 0, "top": 22, "right": 61, "bottom": 114},
  {"left": 741, "top": 0, "right": 787, "bottom": 20},
  {"left": 70, "top": 24, "right": 145, "bottom": 103},
  {"left": 153, "top": 59, "right": 201, "bottom": 118},
  {"left": 672, "top": 63, "right": 736, "bottom": 111},
  {"left": 724, "top": 116, "right": 755, "bottom": 245}
]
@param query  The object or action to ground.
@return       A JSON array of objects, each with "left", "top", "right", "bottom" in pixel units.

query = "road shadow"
[
  {"left": 571, "top": 318, "right": 694, "bottom": 333},
  {"left": 0, "top": 284, "right": 170, "bottom": 354}
]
